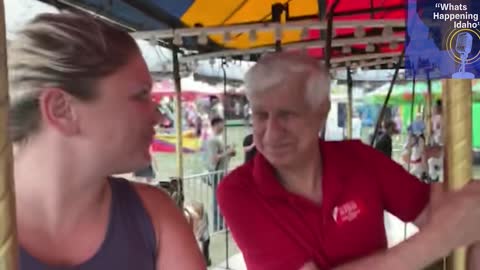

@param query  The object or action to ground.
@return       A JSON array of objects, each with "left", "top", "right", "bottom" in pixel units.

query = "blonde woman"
[{"left": 9, "top": 12, "right": 205, "bottom": 270}]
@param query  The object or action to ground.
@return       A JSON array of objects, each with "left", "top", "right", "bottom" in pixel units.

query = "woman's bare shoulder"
[
  {"left": 131, "top": 182, "right": 181, "bottom": 221},
  {"left": 132, "top": 182, "right": 206, "bottom": 269}
]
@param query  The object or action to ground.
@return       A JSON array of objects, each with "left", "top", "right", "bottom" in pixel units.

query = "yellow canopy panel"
[{"left": 180, "top": 0, "right": 320, "bottom": 49}]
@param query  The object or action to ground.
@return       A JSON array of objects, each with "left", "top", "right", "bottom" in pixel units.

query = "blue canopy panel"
[
  {"left": 64, "top": 0, "right": 191, "bottom": 31},
  {"left": 55, "top": 0, "right": 209, "bottom": 48},
  {"left": 134, "top": 0, "right": 193, "bottom": 19}
]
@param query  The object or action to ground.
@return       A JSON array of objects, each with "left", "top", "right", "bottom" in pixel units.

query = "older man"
[{"left": 217, "top": 52, "right": 480, "bottom": 270}]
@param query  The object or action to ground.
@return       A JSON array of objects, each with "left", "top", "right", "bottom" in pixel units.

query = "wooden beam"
[{"left": 0, "top": 0, "right": 19, "bottom": 268}]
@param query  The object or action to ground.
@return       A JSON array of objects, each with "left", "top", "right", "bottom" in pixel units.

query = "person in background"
[
  {"left": 402, "top": 117, "right": 428, "bottom": 179},
  {"left": 393, "top": 112, "right": 403, "bottom": 134},
  {"left": 203, "top": 117, "right": 235, "bottom": 230},
  {"left": 184, "top": 201, "right": 211, "bottom": 266},
  {"left": 374, "top": 120, "right": 397, "bottom": 158},
  {"left": 194, "top": 113, "right": 203, "bottom": 137},
  {"left": 203, "top": 117, "right": 236, "bottom": 173},
  {"left": 209, "top": 95, "right": 224, "bottom": 119},
  {"left": 9, "top": 12, "right": 205, "bottom": 270},
  {"left": 428, "top": 99, "right": 444, "bottom": 181},
  {"left": 243, "top": 102, "right": 252, "bottom": 126},
  {"left": 431, "top": 99, "right": 443, "bottom": 146},
  {"left": 242, "top": 133, "right": 257, "bottom": 163}
]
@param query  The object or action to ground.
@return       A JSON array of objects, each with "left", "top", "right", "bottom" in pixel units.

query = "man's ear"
[
  {"left": 323, "top": 99, "right": 331, "bottom": 115},
  {"left": 314, "top": 99, "right": 331, "bottom": 132},
  {"left": 314, "top": 99, "right": 331, "bottom": 116},
  {"left": 38, "top": 88, "right": 79, "bottom": 136}
]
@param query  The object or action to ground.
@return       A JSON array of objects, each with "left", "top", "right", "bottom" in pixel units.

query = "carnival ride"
[{"left": 0, "top": 1, "right": 477, "bottom": 269}]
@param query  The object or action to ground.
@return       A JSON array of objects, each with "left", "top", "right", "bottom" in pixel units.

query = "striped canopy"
[{"left": 38, "top": 0, "right": 407, "bottom": 68}]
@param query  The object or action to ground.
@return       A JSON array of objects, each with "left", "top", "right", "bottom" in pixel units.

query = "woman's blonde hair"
[{"left": 8, "top": 12, "right": 139, "bottom": 143}]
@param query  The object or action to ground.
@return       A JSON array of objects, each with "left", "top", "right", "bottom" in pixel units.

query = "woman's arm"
[{"left": 135, "top": 184, "right": 206, "bottom": 270}]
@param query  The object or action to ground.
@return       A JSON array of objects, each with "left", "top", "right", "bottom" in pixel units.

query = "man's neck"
[{"left": 276, "top": 149, "right": 323, "bottom": 203}]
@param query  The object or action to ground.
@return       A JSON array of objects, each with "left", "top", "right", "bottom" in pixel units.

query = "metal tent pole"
[
  {"left": 369, "top": 50, "right": 404, "bottom": 146},
  {"left": 172, "top": 45, "right": 184, "bottom": 208},
  {"left": 425, "top": 76, "right": 433, "bottom": 146},
  {"left": 346, "top": 66, "right": 353, "bottom": 139},
  {"left": 220, "top": 59, "right": 230, "bottom": 270}
]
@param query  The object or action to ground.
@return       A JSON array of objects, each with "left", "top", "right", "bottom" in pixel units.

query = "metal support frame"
[
  {"left": 370, "top": 50, "right": 404, "bottom": 146},
  {"left": 317, "top": 0, "right": 330, "bottom": 140},
  {"left": 172, "top": 45, "right": 184, "bottom": 208},
  {"left": 410, "top": 74, "right": 417, "bottom": 134},
  {"left": 325, "top": 0, "right": 341, "bottom": 68},
  {"left": 218, "top": 59, "right": 231, "bottom": 270},
  {"left": 403, "top": 73, "right": 416, "bottom": 240},
  {"left": 179, "top": 32, "right": 404, "bottom": 65},
  {"left": 132, "top": 19, "right": 406, "bottom": 40},
  {"left": 404, "top": 72, "right": 416, "bottom": 197},
  {"left": 271, "top": 3, "right": 285, "bottom": 52},
  {"left": 346, "top": 66, "right": 353, "bottom": 139},
  {"left": 425, "top": 76, "right": 433, "bottom": 145}
]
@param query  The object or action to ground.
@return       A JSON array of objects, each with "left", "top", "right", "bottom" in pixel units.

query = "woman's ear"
[{"left": 38, "top": 88, "right": 79, "bottom": 136}]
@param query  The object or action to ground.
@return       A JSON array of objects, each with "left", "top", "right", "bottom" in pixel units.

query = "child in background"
[
  {"left": 184, "top": 201, "right": 211, "bottom": 266},
  {"left": 402, "top": 117, "right": 428, "bottom": 180}
]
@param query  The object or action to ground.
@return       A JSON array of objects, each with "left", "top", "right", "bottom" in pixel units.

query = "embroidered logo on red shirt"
[{"left": 332, "top": 200, "right": 363, "bottom": 225}]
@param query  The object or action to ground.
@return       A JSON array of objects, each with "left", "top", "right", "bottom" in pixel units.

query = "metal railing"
[{"left": 183, "top": 170, "right": 227, "bottom": 234}]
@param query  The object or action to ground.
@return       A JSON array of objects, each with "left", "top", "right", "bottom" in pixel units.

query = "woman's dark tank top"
[{"left": 19, "top": 178, "right": 157, "bottom": 270}]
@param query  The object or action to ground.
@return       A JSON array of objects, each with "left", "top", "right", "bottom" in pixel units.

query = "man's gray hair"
[{"left": 244, "top": 52, "right": 331, "bottom": 109}]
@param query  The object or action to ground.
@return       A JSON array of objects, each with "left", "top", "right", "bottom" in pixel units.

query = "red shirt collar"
[
  {"left": 252, "top": 152, "right": 288, "bottom": 199},
  {"left": 252, "top": 140, "right": 344, "bottom": 209}
]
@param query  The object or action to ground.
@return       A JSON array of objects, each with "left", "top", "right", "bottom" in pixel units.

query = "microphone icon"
[{"left": 452, "top": 32, "right": 475, "bottom": 79}]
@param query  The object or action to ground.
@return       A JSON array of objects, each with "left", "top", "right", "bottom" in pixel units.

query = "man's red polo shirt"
[{"left": 217, "top": 140, "right": 430, "bottom": 270}]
